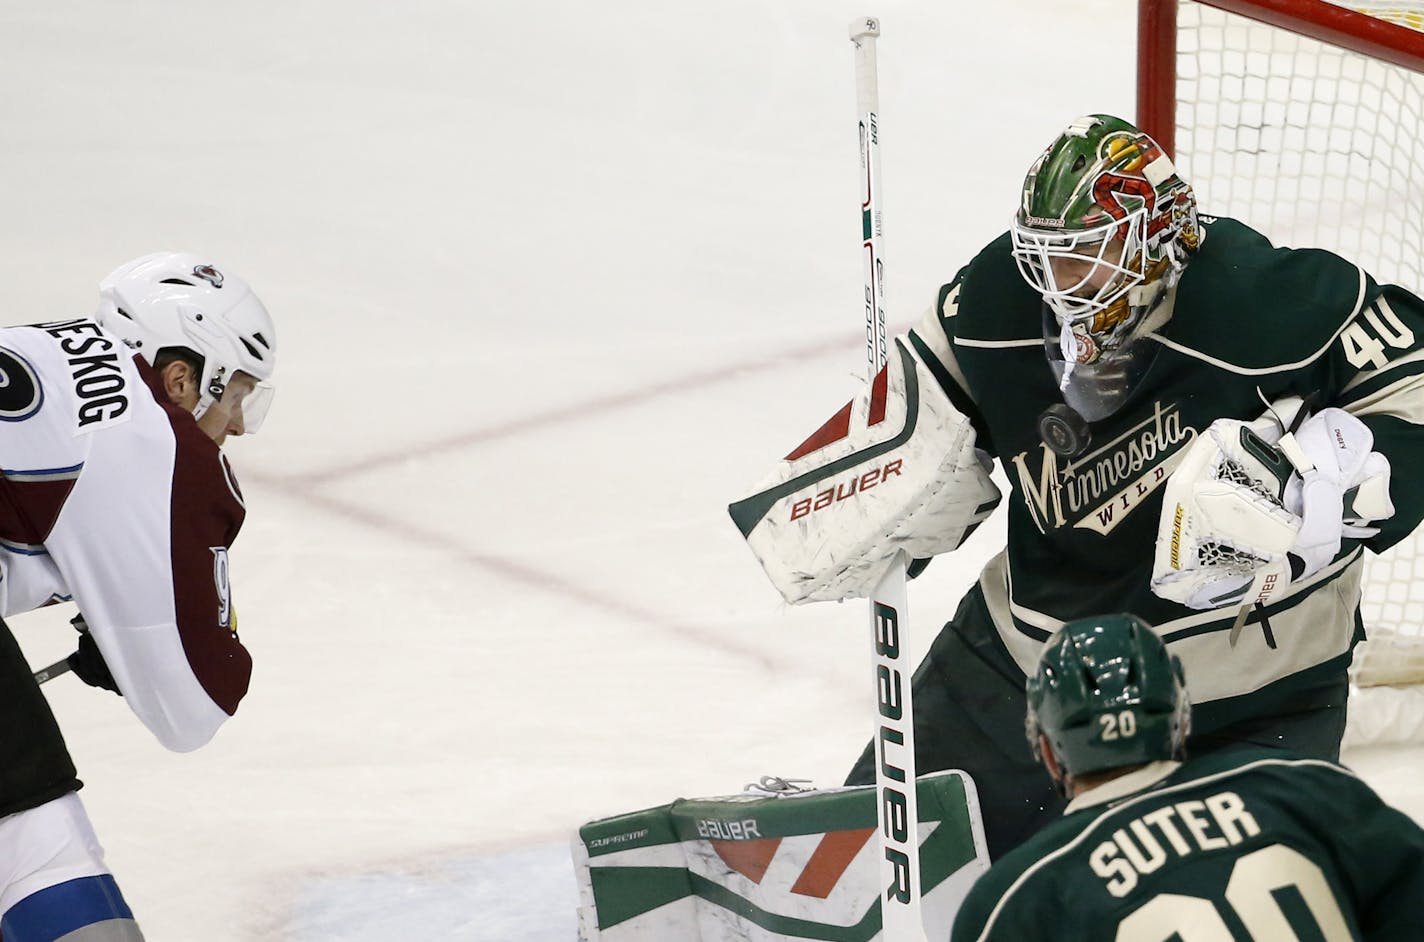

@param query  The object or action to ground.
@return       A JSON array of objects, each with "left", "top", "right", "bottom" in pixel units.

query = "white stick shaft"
[
  {"left": 850, "top": 17, "right": 927, "bottom": 942},
  {"left": 850, "top": 17, "right": 882, "bottom": 124},
  {"left": 851, "top": 17, "right": 890, "bottom": 382},
  {"left": 868, "top": 553, "right": 924, "bottom": 941}
]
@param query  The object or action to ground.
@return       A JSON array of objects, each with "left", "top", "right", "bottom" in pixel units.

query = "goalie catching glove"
[
  {"left": 1151, "top": 399, "right": 1394, "bottom": 610},
  {"left": 728, "top": 338, "right": 1000, "bottom": 604}
]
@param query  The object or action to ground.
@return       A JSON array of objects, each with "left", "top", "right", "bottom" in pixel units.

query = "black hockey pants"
[{"left": 0, "top": 617, "right": 81, "bottom": 817}]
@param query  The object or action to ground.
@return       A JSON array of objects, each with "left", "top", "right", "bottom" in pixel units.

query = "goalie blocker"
[{"left": 729, "top": 338, "right": 1001, "bottom": 604}]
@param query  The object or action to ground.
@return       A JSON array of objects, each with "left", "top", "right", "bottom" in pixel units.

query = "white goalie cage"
[{"left": 1139, "top": 0, "right": 1424, "bottom": 743}]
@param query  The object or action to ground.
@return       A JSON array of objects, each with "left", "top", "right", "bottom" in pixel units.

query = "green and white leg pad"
[{"left": 572, "top": 770, "right": 988, "bottom": 941}]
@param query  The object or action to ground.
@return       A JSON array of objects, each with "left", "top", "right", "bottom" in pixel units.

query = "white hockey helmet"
[{"left": 95, "top": 252, "right": 276, "bottom": 432}]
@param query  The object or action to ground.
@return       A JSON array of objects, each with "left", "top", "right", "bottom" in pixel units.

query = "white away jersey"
[{"left": 0, "top": 318, "right": 250, "bottom": 751}]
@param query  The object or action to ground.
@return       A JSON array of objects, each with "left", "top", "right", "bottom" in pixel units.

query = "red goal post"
[{"left": 1136, "top": 0, "right": 1424, "bottom": 743}]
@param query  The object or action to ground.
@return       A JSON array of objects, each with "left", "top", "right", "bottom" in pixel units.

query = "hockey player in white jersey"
[{"left": 0, "top": 253, "right": 276, "bottom": 942}]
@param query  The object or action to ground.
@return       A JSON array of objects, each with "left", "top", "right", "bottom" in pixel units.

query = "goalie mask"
[
  {"left": 96, "top": 252, "right": 277, "bottom": 432},
  {"left": 1026, "top": 613, "right": 1189, "bottom": 779},
  {"left": 1012, "top": 115, "right": 1201, "bottom": 422}
]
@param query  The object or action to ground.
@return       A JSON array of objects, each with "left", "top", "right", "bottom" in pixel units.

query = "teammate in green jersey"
[
  {"left": 825, "top": 113, "right": 1424, "bottom": 857},
  {"left": 950, "top": 613, "right": 1424, "bottom": 942}
]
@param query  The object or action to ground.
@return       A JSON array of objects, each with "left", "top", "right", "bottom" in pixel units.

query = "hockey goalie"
[
  {"left": 772, "top": 114, "right": 1416, "bottom": 861},
  {"left": 577, "top": 110, "right": 1424, "bottom": 940}
]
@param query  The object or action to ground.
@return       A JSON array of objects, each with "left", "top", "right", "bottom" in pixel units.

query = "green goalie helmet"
[
  {"left": 1013, "top": 115, "right": 1200, "bottom": 345},
  {"left": 1025, "top": 613, "right": 1190, "bottom": 778}
]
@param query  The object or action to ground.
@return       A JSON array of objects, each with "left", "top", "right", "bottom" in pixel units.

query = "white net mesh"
[
  {"left": 1173, "top": 1, "right": 1424, "bottom": 741},
  {"left": 1176, "top": 1, "right": 1424, "bottom": 284}
]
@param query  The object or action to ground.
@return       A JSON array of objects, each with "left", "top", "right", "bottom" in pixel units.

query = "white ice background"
[{"left": 0, "top": 2, "right": 1420, "bottom": 939}]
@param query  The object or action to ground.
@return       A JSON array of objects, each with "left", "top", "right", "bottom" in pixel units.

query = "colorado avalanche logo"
[{"left": 193, "top": 264, "right": 224, "bottom": 289}]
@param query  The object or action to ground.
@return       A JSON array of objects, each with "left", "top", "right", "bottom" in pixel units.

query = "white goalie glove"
[
  {"left": 1151, "top": 398, "right": 1395, "bottom": 610},
  {"left": 729, "top": 338, "right": 1001, "bottom": 605}
]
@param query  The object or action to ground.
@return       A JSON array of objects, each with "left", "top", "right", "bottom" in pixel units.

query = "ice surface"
[{"left": 283, "top": 844, "right": 576, "bottom": 941}]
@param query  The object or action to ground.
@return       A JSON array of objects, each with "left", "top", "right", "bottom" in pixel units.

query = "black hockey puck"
[{"left": 1038, "top": 403, "right": 1091, "bottom": 457}]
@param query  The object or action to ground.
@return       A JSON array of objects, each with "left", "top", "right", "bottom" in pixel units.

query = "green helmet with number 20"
[{"left": 1025, "top": 613, "right": 1190, "bottom": 778}]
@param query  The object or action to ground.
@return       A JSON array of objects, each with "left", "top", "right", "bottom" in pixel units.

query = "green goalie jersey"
[
  {"left": 912, "top": 215, "right": 1424, "bottom": 734},
  {"left": 949, "top": 749, "right": 1424, "bottom": 942}
]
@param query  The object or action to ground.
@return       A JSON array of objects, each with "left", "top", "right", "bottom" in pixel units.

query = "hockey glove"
[
  {"left": 67, "top": 614, "right": 121, "bottom": 695},
  {"left": 1151, "top": 400, "right": 1394, "bottom": 610}
]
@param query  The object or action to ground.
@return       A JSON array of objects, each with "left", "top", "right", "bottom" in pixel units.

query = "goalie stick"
[{"left": 850, "top": 18, "right": 929, "bottom": 942}]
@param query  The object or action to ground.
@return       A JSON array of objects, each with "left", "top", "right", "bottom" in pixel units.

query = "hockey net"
[{"left": 1139, "top": 0, "right": 1424, "bottom": 744}]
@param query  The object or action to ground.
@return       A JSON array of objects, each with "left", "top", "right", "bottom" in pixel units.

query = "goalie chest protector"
[{"left": 938, "top": 215, "right": 1419, "bottom": 719}]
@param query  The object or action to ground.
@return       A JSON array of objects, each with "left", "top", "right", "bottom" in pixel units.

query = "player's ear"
[
  {"left": 1039, "top": 734, "right": 1064, "bottom": 782},
  {"left": 159, "top": 359, "right": 197, "bottom": 404}
]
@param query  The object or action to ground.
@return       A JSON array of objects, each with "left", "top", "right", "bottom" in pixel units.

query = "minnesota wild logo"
[
  {"left": 1012, "top": 400, "right": 1196, "bottom": 535},
  {"left": 1092, "top": 140, "right": 1159, "bottom": 225},
  {"left": 1082, "top": 129, "right": 1200, "bottom": 257}
]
